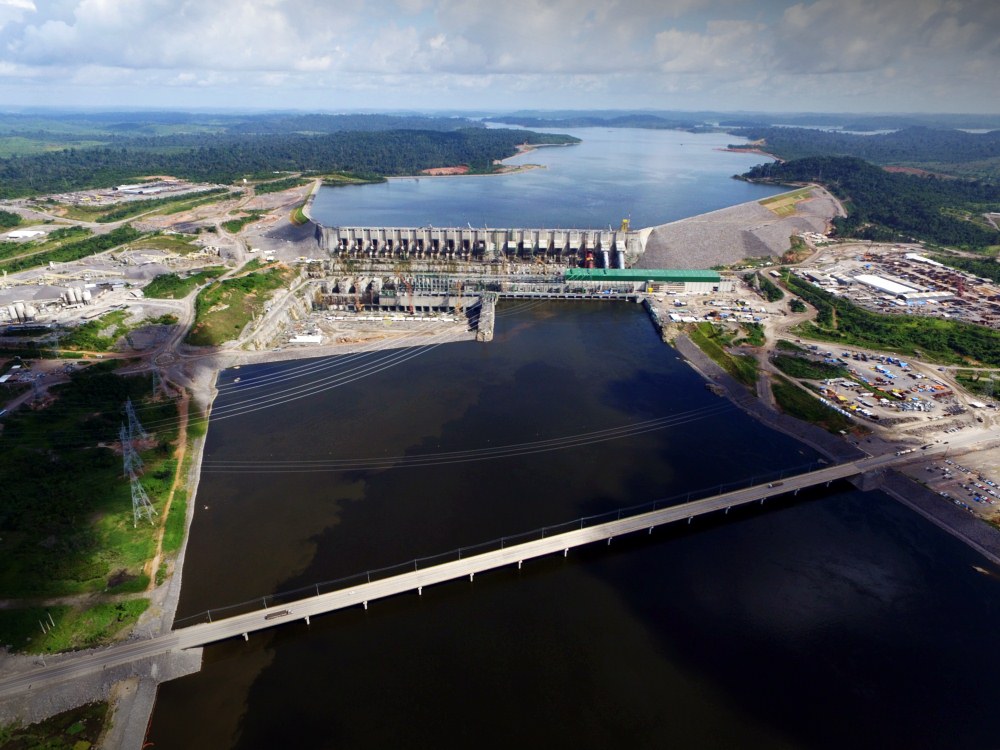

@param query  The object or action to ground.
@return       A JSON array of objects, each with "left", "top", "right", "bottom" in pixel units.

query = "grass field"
[
  {"left": 760, "top": 187, "right": 814, "bottom": 217},
  {"left": 143, "top": 266, "right": 226, "bottom": 299},
  {"left": 786, "top": 274, "right": 1000, "bottom": 366},
  {"left": 0, "top": 136, "right": 107, "bottom": 158},
  {"left": 221, "top": 210, "right": 266, "bottom": 234},
  {"left": 0, "top": 600, "right": 150, "bottom": 653},
  {"left": 954, "top": 370, "right": 1000, "bottom": 398},
  {"left": 771, "top": 354, "right": 850, "bottom": 380},
  {"left": 688, "top": 322, "right": 758, "bottom": 387},
  {"left": 0, "top": 225, "right": 90, "bottom": 263},
  {"left": 0, "top": 701, "right": 109, "bottom": 748},
  {"left": 124, "top": 232, "right": 201, "bottom": 255},
  {"left": 185, "top": 265, "right": 294, "bottom": 346},
  {"left": 0, "top": 365, "right": 180, "bottom": 602},
  {"left": 771, "top": 375, "right": 857, "bottom": 434}
]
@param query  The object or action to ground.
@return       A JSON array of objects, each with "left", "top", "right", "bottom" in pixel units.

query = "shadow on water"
[{"left": 149, "top": 302, "right": 1000, "bottom": 750}]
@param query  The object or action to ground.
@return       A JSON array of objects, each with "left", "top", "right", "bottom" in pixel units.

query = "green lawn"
[
  {"left": 786, "top": 274, "right": 1000, "bottom": 365},
  {"left": 688, "top": 322, "right": 758, "bottom": 387},
  {"left": 0, "top": 600, "right": 149, "bottom": 653},
  {"left": 0, "top": 701, "right": 109, "bottom": 749},
  {"left": 143, "top": 266, "right": 226, "bottom": 299},
  {"left": 185, "top": 265, "right": 293, "bottom": 346},
  {"left": 0, "top": 365, "right": 180, "bottom": 600},
  {"left": 771, "top": 354, "right": 850, "bottom": 380},
  {"left": 771, "top": 375, "right": 858, "bottom": 434}
]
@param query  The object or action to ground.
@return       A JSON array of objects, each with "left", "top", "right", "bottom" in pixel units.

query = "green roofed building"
[{"left": 564, "top": 268, "right": 730, "bottom": 294}]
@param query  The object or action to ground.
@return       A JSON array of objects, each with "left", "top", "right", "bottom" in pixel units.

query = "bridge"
[
  {"left": 316, "top": 224, "right": 644, "bottom": 265},
  {"left": 0, "top": 449, "right": 920, "bottom": 699}
]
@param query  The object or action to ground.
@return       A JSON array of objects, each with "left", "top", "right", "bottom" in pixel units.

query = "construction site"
[{"left": 792, "top": 242, "right": 1000, "bottom": 329}]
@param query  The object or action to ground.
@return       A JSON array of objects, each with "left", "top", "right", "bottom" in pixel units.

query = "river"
[
  {"left": 148, "top": 129, "right": 1000, "bottom": 749},
  {"left": 309, "top": 127, "right": 786, "bottom": 229}
]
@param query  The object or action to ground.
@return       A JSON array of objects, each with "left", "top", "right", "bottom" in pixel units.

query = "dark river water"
[
  {"left": 148, "top": 129, "right": 1000, "bottom": 748},
  {"left": 149, "top": 301, "right": 1000, "bottom": 749}
]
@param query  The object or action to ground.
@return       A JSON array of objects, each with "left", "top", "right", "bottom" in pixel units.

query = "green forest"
[
  {"left": 728, "top": 126, "right": 1000, "bottom": 178},
  {"left": 784, "top": 274, "right": 1000, "bottom": 365},
  {"left": 742, "top": 157, "right": 1000, "bottom": 251},
  {"left": 0, "top": 128, "right": 579, "bottom": 198}
]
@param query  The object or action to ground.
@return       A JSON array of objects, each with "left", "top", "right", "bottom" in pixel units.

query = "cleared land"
[
  {"left": 760, "top": 187, "right": 814, "bottom": 217},
  {"left": 636, "top": 186, "right": 842, "bottom": 269}
]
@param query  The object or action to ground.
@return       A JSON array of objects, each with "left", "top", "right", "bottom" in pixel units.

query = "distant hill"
[
  {"left": 485, "top": 114, "right": 704, "bottom": 130},
  {"left": 742, "top": 156, "right": 1000, "bottom": 250},
  {"left": 728, "top": 126, "right": 1000, "bottom": 179}
]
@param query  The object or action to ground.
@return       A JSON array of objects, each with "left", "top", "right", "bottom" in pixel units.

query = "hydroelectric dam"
[{"left": 316, "top": 224, "right": 645, "bottom": 267}]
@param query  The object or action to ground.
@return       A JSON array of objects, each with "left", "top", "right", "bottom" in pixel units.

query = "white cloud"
[{"left": 0, "top": 0, "right": 994, "bottom": 112}]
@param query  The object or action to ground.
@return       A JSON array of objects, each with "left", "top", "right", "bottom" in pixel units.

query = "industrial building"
[
  {"left": 853, "top": 273, "right": 918, "bottom": 296},
  {"left": 564, "top": 268, "right": 731, "bottom": 294}
]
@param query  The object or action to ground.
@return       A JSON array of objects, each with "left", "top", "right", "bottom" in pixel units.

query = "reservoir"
[
  {"left": 309, "top": 127, "right": 786, "bottom": 229},
  {"left": 148, "top": 130, "right": 1000, "bottom": 748}
]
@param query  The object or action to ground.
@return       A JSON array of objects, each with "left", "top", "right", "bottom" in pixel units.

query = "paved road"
[{"left": 0, "top": 450, "right": 932, "bottom": 700}]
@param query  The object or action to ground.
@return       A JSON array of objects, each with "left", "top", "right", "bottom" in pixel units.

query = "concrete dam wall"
[{"left": 316, "top": 225, "right": 642, "bottom": 267}]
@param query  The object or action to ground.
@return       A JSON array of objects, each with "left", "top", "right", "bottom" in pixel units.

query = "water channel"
[{"left": 148, "top": 129, "right": 1000, "bottom": 748}]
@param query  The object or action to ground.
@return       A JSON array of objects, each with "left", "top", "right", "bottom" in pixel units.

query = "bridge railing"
[{"left": 172, "top": 459, "right": 835, "bottom": 628}]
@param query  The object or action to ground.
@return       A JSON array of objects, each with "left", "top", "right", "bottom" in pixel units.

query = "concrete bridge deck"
[{"left": 0, "top": 449, "right": 924, "bottom": 701}]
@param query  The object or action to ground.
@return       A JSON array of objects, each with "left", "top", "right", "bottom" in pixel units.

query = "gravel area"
[{"left": 636, "top": 187, "right": 842, "bottom": 269}]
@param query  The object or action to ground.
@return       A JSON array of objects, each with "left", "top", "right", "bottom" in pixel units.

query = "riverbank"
[{"left": 672, "top": 331, "right": 1000, "bottom": 564}]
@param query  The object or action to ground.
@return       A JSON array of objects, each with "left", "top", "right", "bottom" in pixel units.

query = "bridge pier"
[
  {"left": 563, "top": 548, "right": 568, "bottom": 558},
  {"left": 518, "top": 560, "right": 523, "bottom": 570},
  {"left": 363, "top": 601, "right": 368, "bottom": 610},
  {"left": 305, "top": 615, "right": 310, "bottom": 626},
  {"left": 469, "top": 572, "right": 474, "bottom": 582},
  {"left": 242, "top": 633, "right": 248, "bottom": 642},
  {"left": 418, "top": 586, "right": 423, "bottom": 596}
]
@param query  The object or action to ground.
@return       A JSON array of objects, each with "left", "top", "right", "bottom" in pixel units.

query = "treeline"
[
  {"left": 253, "top": 177, "right": 309, "bottom": 194},
  {"left": 728, "top": 126, "right": 1000, "bottom": 177},
  {"left": 930, "top": 254, "right": 1000, "bottom": 284},
  {"left": 0, "top": 210, "right": 20, "bottom": 228},
  {"left": 785, "top": 274, "right": 1000, "bottom": 365},
  {"left": 0, "top": 111, "right": 486, "bottom": 138},
  {"left": 0, "top": 129, "right": 579, "bottom": 198},
  {"left": 721, "top": 114, "right": 1000, "bottom": 132},
  {"left": 742, "top": 157, "right": 1000, "bottom": 250},
  {"left": 94, "top": 187, "right": 230, "bottom": 223},
  {"left": 225, "top": 113, "right": 485, "bottom": 135},
  {"left": 487, "top": 114, "right": 702, "bottom": 130},
  {"left": 1, "top": 225, "right": 142, "bottom": 272}
]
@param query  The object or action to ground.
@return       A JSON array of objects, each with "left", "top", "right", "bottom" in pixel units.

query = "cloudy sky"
[{"left": 0, "top": 0, "right": 997, "bottom": 113}]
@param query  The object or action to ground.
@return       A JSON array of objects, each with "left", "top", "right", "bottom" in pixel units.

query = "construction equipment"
[{"left": 620, "top": 217, "right": 630, "bottom": 233}]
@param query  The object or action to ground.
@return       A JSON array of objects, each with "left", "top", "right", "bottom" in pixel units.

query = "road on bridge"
[{"left": 0, "top": 447, "right": 954, "bottom": 700}]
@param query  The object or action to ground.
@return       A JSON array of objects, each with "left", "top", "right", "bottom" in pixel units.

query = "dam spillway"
[{"left": 316, "top": 224, "right": 642, "bottom": 266}]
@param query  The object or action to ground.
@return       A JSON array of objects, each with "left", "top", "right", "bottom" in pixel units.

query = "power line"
[{"left": 200, "top": 402, "right": 736, "bottom": 474}]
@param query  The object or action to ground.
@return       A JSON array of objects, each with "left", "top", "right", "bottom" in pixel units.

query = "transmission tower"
[
  {"left": 129, "top": 471, "right": 157, "bottom": 527},
  {"left": 120, "top": 423, "right": 144, "bottom": 478},
  {"left": 124, "top": 397, "right": 148, "bottom": 440}
]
